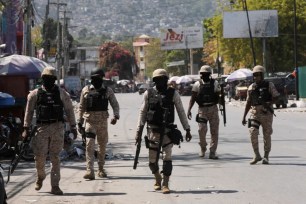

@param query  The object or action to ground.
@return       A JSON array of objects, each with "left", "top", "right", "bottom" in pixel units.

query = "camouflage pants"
[
  {"left": 84, "top": 116, "right": 108, "bottom": 173},
  {"left": 32, "top": 122, "right": 64, "bottom": 187},
  {"left": 198, "top": 105, "right": 220, "bottom": 153},
  {"left": 249, "top": 111, "right": 273, "bottom": 153},
  {"left": 148, "top": 128, "right": 173, "bottom": 164}
]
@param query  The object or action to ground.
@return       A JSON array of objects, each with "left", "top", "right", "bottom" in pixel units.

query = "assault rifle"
[
  {"left": 156, "top": 108, "right": 169, "bottom": 166},
  {"left": 133, "top": 137, "right": 142, "bottom": 170},
  {"left": 8, "top": 126, "right": 37, "bottom": 183},
  {"left": 219, "top": 84, "right": 227, "bottom": 126},
  {"left": 78, "top": 123, "right": 86, "bottom": 146}
]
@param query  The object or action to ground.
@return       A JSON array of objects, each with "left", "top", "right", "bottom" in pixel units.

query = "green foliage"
[
  {"left": 144, "top": 38, "right": 167, "bottom": 78},
  {"left": 205, "top": 0, "right": 306, "bottom": 73}
]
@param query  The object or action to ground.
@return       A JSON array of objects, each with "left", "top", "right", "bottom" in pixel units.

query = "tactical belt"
[
  {"left": 36, "top": 119, "right": 62, "bottom": 124},
  {"left": 199, "top": 103, "right": 215, "bottom": 107}
]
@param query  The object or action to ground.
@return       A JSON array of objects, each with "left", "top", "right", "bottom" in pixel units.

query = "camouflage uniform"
[
  {"left": 78, "top": 84, "right": 119, "bottom": 176},
  {"left": 247, "top": 82, "right": 279, "bottom": 157},
  {"left": 137, "top": 88, "right": 190, "bottom": 162},
  {"left": 192, "top": 80, "right": 220, "bottom": 155},
  {"left": 23, "top": 86, "right": 76, "bottom": 189},
  {"left": 136, "top": 87, "right": 190, "bottom": 193}
]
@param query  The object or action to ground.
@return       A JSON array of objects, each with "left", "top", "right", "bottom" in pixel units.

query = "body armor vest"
[
  {"left": 36, "top": 86, "right": 64, "bottom": 122},
  {"left": 196, "top": 79, "right": 219, "bottom": 106},
  {"left": 147, "top": 87, "right": 175, "bottom": 126},
  {"left": 85, "top": 86, "right": 108, "bottom": 112},
  {"left": 250, "top": 81, "right": 272, "bottom": 106}
]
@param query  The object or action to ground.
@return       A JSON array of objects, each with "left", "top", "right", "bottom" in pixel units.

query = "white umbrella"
[
  {"left": 117, "top": 79, "right": 129, "bottom": 86},
  {"left": 176, "top": 75, "right": 192, "bottom": 84},
  {"left": 169, "top": 76, "right": 179, "bottom": 82},
  {"left": 0, "top": 54, "right": 52, "bottom": 79},
  {"left": 225, "top": 68, "right": 253, "bottom": 82}
]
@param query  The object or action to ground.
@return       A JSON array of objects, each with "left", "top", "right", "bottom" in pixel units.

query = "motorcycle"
[{"left": 0, "top": 115, "right": 34, "bottom": 161}]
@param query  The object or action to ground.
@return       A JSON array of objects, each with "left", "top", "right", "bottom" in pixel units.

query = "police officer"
[
  {"left": 242, "top": 65, "right": 279, "bottom": 165},
  {"left": 22, "top": 67, "right": 77, "bottom": 195},
  {"left": 135, "top": 69, "right": 192, "bottom": 194},
  {"left": 187, "top": 65, "right": 220, "bottom": 159},
  {"left": 78, "top": 68, "right": 120, "bottom": 180}
]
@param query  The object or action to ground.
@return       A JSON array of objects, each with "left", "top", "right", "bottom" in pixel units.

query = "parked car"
[
  {"left": 138, "top": 84, "right": 149, "bottom": 95},
  {"left": 265, "top": 77, "right": 288, "bottom": 108}
]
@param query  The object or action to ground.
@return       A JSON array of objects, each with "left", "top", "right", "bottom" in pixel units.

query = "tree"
[
  {"left": 144, "top": 38, "right": 167, "bottom": 78},
  {"left": 78, "top": 28, "right": 88, "bottom": 39},
  {"left": 205, "top": 0, "right": 306, "bottom": 73},
  {"left": 99, "top": 42, "right": 139, "bottom": 80}
]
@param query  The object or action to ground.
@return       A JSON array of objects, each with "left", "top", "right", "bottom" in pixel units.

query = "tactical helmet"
[
  {"left": 41, "top": 67, "right": 57, "bottom": 78},
  {"left": 91, "top": 68, "right": 105, "bottom": 78},
  {"left": 152, "top": 69, "right": 168, "bottom": 79},
  {"left": 199, "top": 65, "right": 212, "bottom": 73},
  {"left": 253, "top": 65, "right": 265, "bottom": 73}
]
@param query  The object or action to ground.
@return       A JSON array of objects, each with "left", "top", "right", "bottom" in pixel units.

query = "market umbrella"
[
  {"left": 117, "top": 79, "right": 130, "bottom": 86},
  {"left": 176, "top": 75, "right": 192, "bottom": 84},
  {"left": 169, "top": 76, "right": 179, "bottom": 82},
  {"left": 225, "top": 68, "right": 253, "bottom": 82},
  {"left": 0, "top": 54, "right": 52, "bottom": 79}
]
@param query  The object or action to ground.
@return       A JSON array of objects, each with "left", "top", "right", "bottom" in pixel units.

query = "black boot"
[{"left": 262, "top": 151, "right": 269, "bottom": 164}]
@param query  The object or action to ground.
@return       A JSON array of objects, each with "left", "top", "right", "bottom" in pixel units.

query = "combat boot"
[
  {"left": 262, "top": 151, "right": 269, "bottom": 165},
  {"left": 209, "top": 152, "right": 219, "bottom": 160},
  {"left": 250, "top": 151, "right": 262, "bottom": 165},
  {"left": 162, "top": 176, "right": 170, "bottom": 194},
  {"left": 153, "top": 172, "right": 162, "bottom": 190},
  {"left": 83, "top": 171, "right": 95, "bottom": 180},
  {"left": 199, "top": 149, "right": 205, "bottom": 157},
  {"left": 97, "top": 169, "right": 107, "bottom": 178},
  {"left": 34, "top": 177, "right": 44, "bottom": 191},
  {"left": 51, "top": 186, "right": 63, "bottom": 195}
]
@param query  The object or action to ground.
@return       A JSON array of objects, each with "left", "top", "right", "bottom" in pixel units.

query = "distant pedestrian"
[
  {"left": 242, "top": 65, "right": 279, "bottom": 165},
  {"left": 187, "top": 65, "right": 221, "bottom": 159},
  {"left": 22, "top": 67, "right": 77, "bottom": 195},
  {"left": 78, "top": 68, "right": 120, "bottom": 180},
  {"left": 135, "top": 69, "right": 192, "bottom": 194}
]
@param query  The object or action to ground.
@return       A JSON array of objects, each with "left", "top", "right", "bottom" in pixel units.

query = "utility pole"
[
  {"left": 61, "top": 10, "right": 71, "bottom": 78},
  {"left": 50, "top": 0, "right": 66, "bottom": 80},
  {"left": 242, "top": 0, "right": 256, "bottom": 67},
  {"left": 23, "top": 0, "right": 32, "bottom": 56},
  {"left": 293, "top": 0, "right": 299, "bottom": 100},
  {"left": 43, "top": 0, "right": 50, "bottom": 62}
]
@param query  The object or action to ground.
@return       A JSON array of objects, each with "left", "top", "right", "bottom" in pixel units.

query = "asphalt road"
[{"left": 2, "top": 93, "right": 306, "bottom": 204}]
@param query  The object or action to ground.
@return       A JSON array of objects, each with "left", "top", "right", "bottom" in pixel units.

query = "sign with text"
[{"left": 160, "top": 26, "right": 203, "bottom": 50}]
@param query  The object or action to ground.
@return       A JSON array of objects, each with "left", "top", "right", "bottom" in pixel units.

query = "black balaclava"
[
  {"left": 201, "top": 73, "right": 211, "bottom": 83},
  {"left": 91, "top": 77, "right": 103, "bottom": 89},
  {"left": 253, "top": 72, "right": 264, "bottom": 85},
  {"left": 42, "top": 76, "right": 56, "bottom": 91},
  {"left": 153, "top": 76, "right": 168, "bottom": 92}
]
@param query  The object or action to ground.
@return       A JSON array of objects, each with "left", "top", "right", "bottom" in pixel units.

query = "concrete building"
[
  {"left": 133, "top": 34, "right": 151, "bottom": 82},
  {"left": 69, "top": 46, "right": 99, "bottom": 82}
]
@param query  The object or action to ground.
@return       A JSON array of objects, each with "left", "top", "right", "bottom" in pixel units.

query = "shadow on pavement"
[
  {"left": 172, "top": 189, "right": 238, "bottom": 194},
  {"left": 35, "top": 192, "right": 127, "bottom": 196}
]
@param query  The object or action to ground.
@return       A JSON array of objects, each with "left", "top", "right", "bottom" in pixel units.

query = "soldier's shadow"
[{"left": 171, "top": 189, "right": 238, "bottom": 194}]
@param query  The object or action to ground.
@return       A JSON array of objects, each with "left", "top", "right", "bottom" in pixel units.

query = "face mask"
[
  {"left": 91, "top": 77, "right": 103, "bottom": 89},
  {"left": 201, "top": 73, "right": 211, "bottom": 82},
  {"left": 42, "top": 77, "right": 56, "bottom": 90},
  {"left": 153, "top": 77, "right": 168, "bottom": 92}
]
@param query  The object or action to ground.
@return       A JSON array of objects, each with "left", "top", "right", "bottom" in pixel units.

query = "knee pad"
[
  {"left": 162, "top": 160, "right": 172, "bottom": 176},
  {"left": 149, "top": 162, "right": 159, "bottom": 174},
  {"left": 85, "top": 132, "right": 96, "bottom": 139}
]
